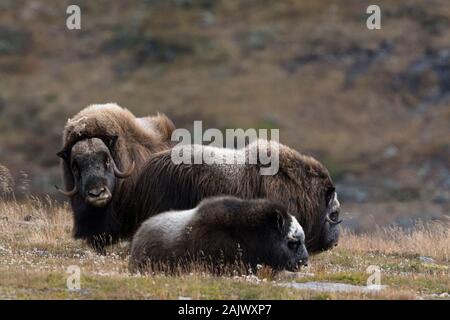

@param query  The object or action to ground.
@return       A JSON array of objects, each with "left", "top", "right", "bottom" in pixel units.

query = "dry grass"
[
  {"left": 0, "top": 198, "right": 449, "bottom": 299},
  {"left": 0, "top": 196, "right": 71, "bottom": 246},
  {"left": 339, "top": 224, "right": 450, "bottom": 263}
]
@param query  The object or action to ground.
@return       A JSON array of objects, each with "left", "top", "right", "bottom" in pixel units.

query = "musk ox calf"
[
  {"left": 132, "top": 140, "right": 342, "bottom": 254},
  {"left": 0, "top": 164, "right": 15, "bottom": 201},
  {"left": 56, "top": 103, "right": 175, "bottom": 249},
  {"left": 129, "top": 196, "right": 308, "bottom": 273}
]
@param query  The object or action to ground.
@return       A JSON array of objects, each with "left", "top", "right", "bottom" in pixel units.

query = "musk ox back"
[
  {"left": 132, "top": 140, "right": 342, "bottom": 254},
  {"left": 129, "top": 196, "right": 308, "bottom": 273},
  {"left": 0, "top": 164, "right": 15, "bottom": 201},
  {"left": 56, "top": 103, "right": 175, "bottom": 250}
]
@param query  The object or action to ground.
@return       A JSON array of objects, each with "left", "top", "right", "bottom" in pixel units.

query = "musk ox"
[
  {"left": 56, "top": 103, "right": 175, "bottom": 249},
  {"left": 0, "top": 164, "right": 15, "bottom": 201},
  {"left": 131, "top": 140, "right": 342, "bottom": 254},
  {"left": 129, "top": 196, "right": 308, "bottom": 273}
]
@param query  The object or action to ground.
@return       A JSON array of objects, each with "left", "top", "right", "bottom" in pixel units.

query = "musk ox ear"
[
  {"left": 151, "top": 113, "right": 176, "bottom": 141},
  {"left": 56, "top": 149, "right": 70, "bottom": 162},
  {"left": 274, "top": 209, "right": 287, "bottom": 235}
]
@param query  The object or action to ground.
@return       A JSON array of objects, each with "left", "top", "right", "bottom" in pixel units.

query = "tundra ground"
[{"left": 0, "top": 198, "right": 448, "bottom": 300}]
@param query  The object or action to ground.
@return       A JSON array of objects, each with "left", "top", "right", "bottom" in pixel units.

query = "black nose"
[{"left": 88, "top": 187, "right": 106, "bottom": 198}]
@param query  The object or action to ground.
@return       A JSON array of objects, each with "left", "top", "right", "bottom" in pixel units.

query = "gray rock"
[
  {"left": 419, "top": 256, "right": 435, "bottom": 264},
  {"left": 279, "top": 281, "right": 388, "bottom": 293}
]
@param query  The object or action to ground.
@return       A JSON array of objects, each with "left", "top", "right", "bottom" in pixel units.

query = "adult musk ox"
[
  {"left": 0, "top": 164, "right": 15, "bottom": 201},
  {"left": 56, "top": 103, "right": 175, "bottom": 249},
  {"left": 132, "top": 140, "right": 342, "bottom": 254},
  {"left": 129, "top": 196, "right": 308, "bottom": 273}
]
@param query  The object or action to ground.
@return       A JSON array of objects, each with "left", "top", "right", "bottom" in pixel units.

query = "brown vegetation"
[
  {"left": 0, "top": 164, "right": 14, "bottom": 200},
  {"left": 0, "top": 199, "right": 448, "bottom": 299}
]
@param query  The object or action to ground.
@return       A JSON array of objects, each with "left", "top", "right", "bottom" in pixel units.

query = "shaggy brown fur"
[
  {"left": 57, "top": 103, "right": 175, "bottom": 248},
  {"left": 59, "top": 103, "right": 175, "bottom": 167},
  {"left": 129, "top": 196, "right": 308, "bottom": 273},
  {"left": 132, "top": 140, "right": 340, "bottom": 253},
  {"left": 0, "top": 164, "right": 15, "bottom": 201}
]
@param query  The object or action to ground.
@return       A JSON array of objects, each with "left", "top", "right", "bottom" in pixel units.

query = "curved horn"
[
  {"left": 326, "top": 214, "right": 343, "bottom": 225},
  {"left": 55, "top": 185, "right": 77, "bottom": 197},
  {"left": 113, "top": 160, "right": 135, "bottom": 179}
]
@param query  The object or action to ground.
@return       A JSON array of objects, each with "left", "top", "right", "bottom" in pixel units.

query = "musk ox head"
[
  {"left": 321, "top": 187, "right": 342, "bottom": 248},
  {"left": 269, "top": 140, "right": 342, "bottom": 254},
  {"left": 258, "top": 206, "right": 309, "bottom": 271},
  {"left": 56, "top": 137, "right": 134, "bottom": 207},
  {"left": 306, "top": 184, "right": 342, "bottom": 253}
]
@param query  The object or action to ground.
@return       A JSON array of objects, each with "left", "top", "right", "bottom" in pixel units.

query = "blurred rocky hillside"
[{"left": 0, "top": 0, "right": 448, "bottom": 229}]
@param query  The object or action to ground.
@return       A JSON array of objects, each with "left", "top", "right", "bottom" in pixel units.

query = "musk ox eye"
[
  {"left": 330, "top": 211, "right": 339, "bottom": 221},
  {"left": 105, "top": 157, "right": 111, "bottom": 169},
  {"left": 71, "top": 162, "right": 79, "bottom": 173},
  {"left": 287, "top": 240, "right": 301, "bottom": 250}
]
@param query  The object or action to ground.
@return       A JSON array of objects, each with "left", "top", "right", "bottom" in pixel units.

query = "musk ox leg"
[{"left": 86, "top": 234, "right": 115, "bottom": 255}]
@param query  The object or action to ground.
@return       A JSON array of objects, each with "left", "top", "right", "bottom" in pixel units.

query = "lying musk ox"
[
  {"left": 56, "top": 103, "right": 175, "bottom": 249},
  {"left": 131, "top": 140, "right": 342, "bottom": 254},
  {"left": 129, "top": 196, "right": 308, "bottom": 273}
]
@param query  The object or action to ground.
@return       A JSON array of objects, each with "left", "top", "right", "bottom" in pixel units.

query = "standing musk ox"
[
  {"left": 129, "top": 196, "right": 308, "bottom": 273},
  {"left": 56, "top": 103, "right": 175, "bottom": 249},
  {"left": 0, "top": 164, "right": 15, "bottom": 201},
  {"left": 131, "top": 140, "right": 342, "bottom": 254}
]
